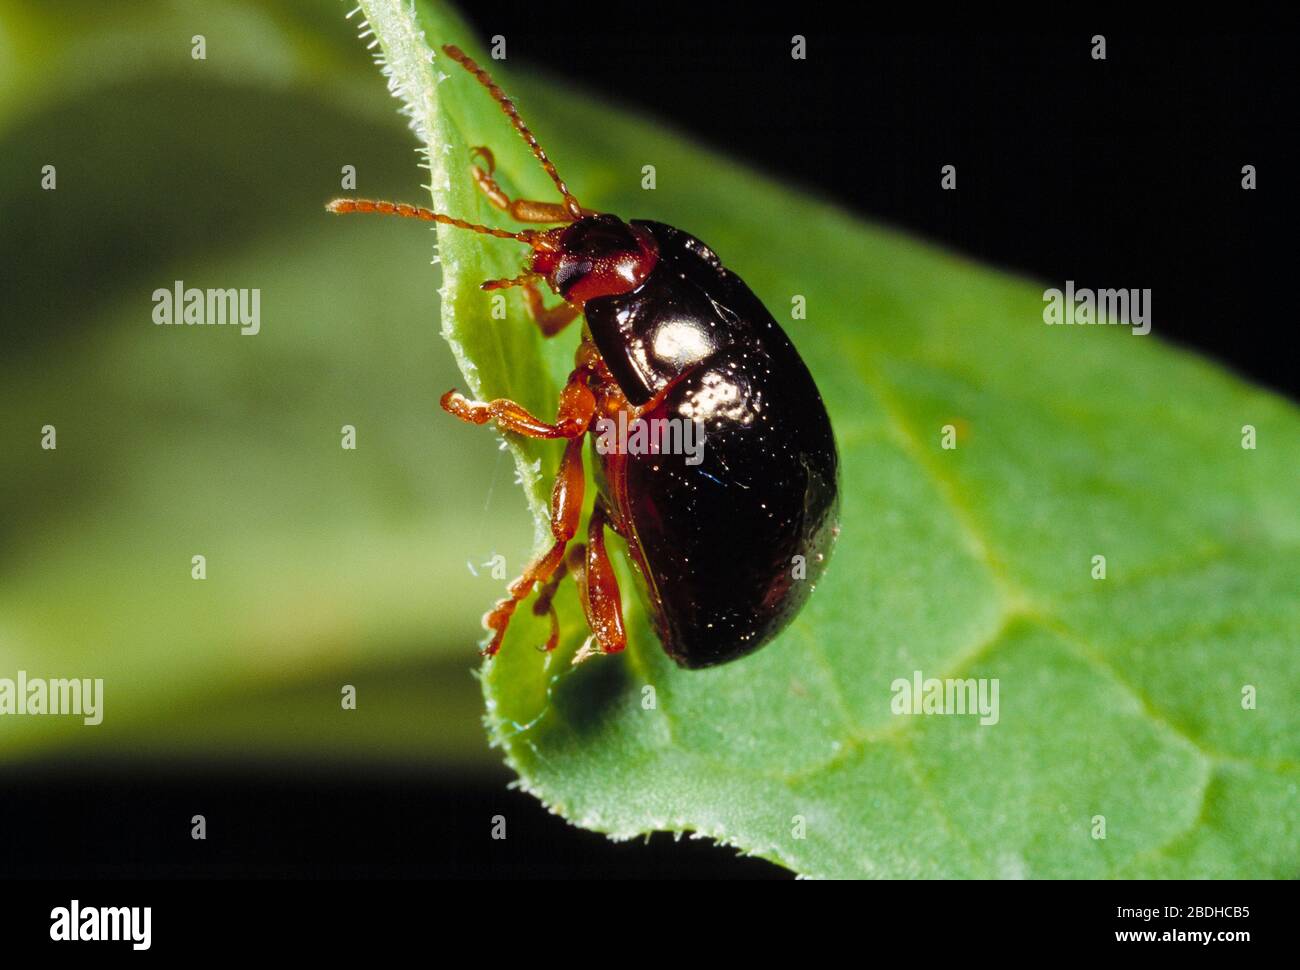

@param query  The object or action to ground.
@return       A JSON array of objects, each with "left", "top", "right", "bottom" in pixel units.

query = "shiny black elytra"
[{"left": 328, "top": 43, "right": 839, "bottom": 669}]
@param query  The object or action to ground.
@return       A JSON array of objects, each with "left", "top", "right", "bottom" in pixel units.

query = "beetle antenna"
[
  {"left": 441, "top": 44, "right": 584, "bottom": 221},
  {"left": 326, "top": 199, "right": 540, "bottom": 244}
]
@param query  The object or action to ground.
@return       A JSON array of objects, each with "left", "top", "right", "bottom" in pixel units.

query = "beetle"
[{"left": 329, "top": 44, "right": 838, "bottom": 668}]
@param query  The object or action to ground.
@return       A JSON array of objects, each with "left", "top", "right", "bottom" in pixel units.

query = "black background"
[{"left": 5, "top": 13, "right": 1295, "bottom": 881}]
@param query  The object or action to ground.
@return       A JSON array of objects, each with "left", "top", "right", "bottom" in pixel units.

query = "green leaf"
[{"left": 368, "top": 2, "right": 1297, "bottom": 877}]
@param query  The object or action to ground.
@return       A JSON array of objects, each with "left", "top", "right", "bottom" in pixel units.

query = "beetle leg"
[
  {"left": 440, "top": 367, "right": 594, "bottom": 439},
  {"left": 481, "top": 435, "right": 586, "bottom": 656},
  {"left": 479, "top": 273, "right": 581, "bottom": 337},
  {"left": 470, "top": 146, "right": 591, "bottom": 223},
  {"left": 530, "top": 555, "right": 570, "bottom": 652},
  {"left": 571, "top": 501, "right": 628, "bottom": 663},
  {"left": 520, "top": 279, "right": 581, "bottom": 336}
]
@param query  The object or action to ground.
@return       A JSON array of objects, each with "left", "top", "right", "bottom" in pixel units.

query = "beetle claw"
[{"left": 469, "top": 145, "right": 496, "bottom": 174}]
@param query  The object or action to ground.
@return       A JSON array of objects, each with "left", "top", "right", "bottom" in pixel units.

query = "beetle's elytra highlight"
[{"left": 328, "top": 44, "right": 838, "bottom": 669}]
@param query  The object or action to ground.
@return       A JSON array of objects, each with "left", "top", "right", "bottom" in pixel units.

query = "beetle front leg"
[
  {"left": 481, "top": 435, "right": 586, "bottom": 656},
  {"left": 469, "top": 146, "right": 593, "bottom": 223},
  {"left": 521, "top": 280, "right": 580, "bottom": 336},
  {"left": 571, "top": 501, "right": 628, "bottom": 664},
  {"left": 480, "top": 274, "right": 581, "bottom": 337}
]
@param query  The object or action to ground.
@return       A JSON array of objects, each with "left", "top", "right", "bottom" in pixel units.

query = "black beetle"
[{"left": 329, "top": 44, "right": 838, "bottom": 669}]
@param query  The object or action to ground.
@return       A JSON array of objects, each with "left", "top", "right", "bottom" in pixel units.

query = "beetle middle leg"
[
  {"left": 530, "top": 554, "right": 571, "bottom": 653},
  {"left": 440, "top": 366, "right": 594, "bottom": 439},
  {"left": 481, "top": 434, "right": 586, "bottom": 656}
]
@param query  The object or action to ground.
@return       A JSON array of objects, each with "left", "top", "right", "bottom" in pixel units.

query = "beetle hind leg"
[{"left": 570, "top": 502, "right": 628, "bottom": 664}]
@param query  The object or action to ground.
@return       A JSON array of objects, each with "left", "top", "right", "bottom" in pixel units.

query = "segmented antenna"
[
  {"left": 441, "top": 43, "right": 584, "bottom": 221},
  {"left": 325, "top": 199, "right": 539, "bottom": 243}
]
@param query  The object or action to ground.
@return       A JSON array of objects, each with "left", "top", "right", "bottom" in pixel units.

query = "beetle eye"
[{"left": 552, "top": 257, "right": 594, "bottom": 296}]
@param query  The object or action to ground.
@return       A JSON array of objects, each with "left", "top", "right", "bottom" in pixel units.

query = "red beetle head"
[{"left": 527, "top": 215, "right": 658, "bottom": 305}]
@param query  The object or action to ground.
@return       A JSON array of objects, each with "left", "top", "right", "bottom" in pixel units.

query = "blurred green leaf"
[
  {"left": 368, "top": 1, "right": 1300, "bottom": 876},
  {"left": 0, "top": 0, "right": 532, "bottom": 765}
]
